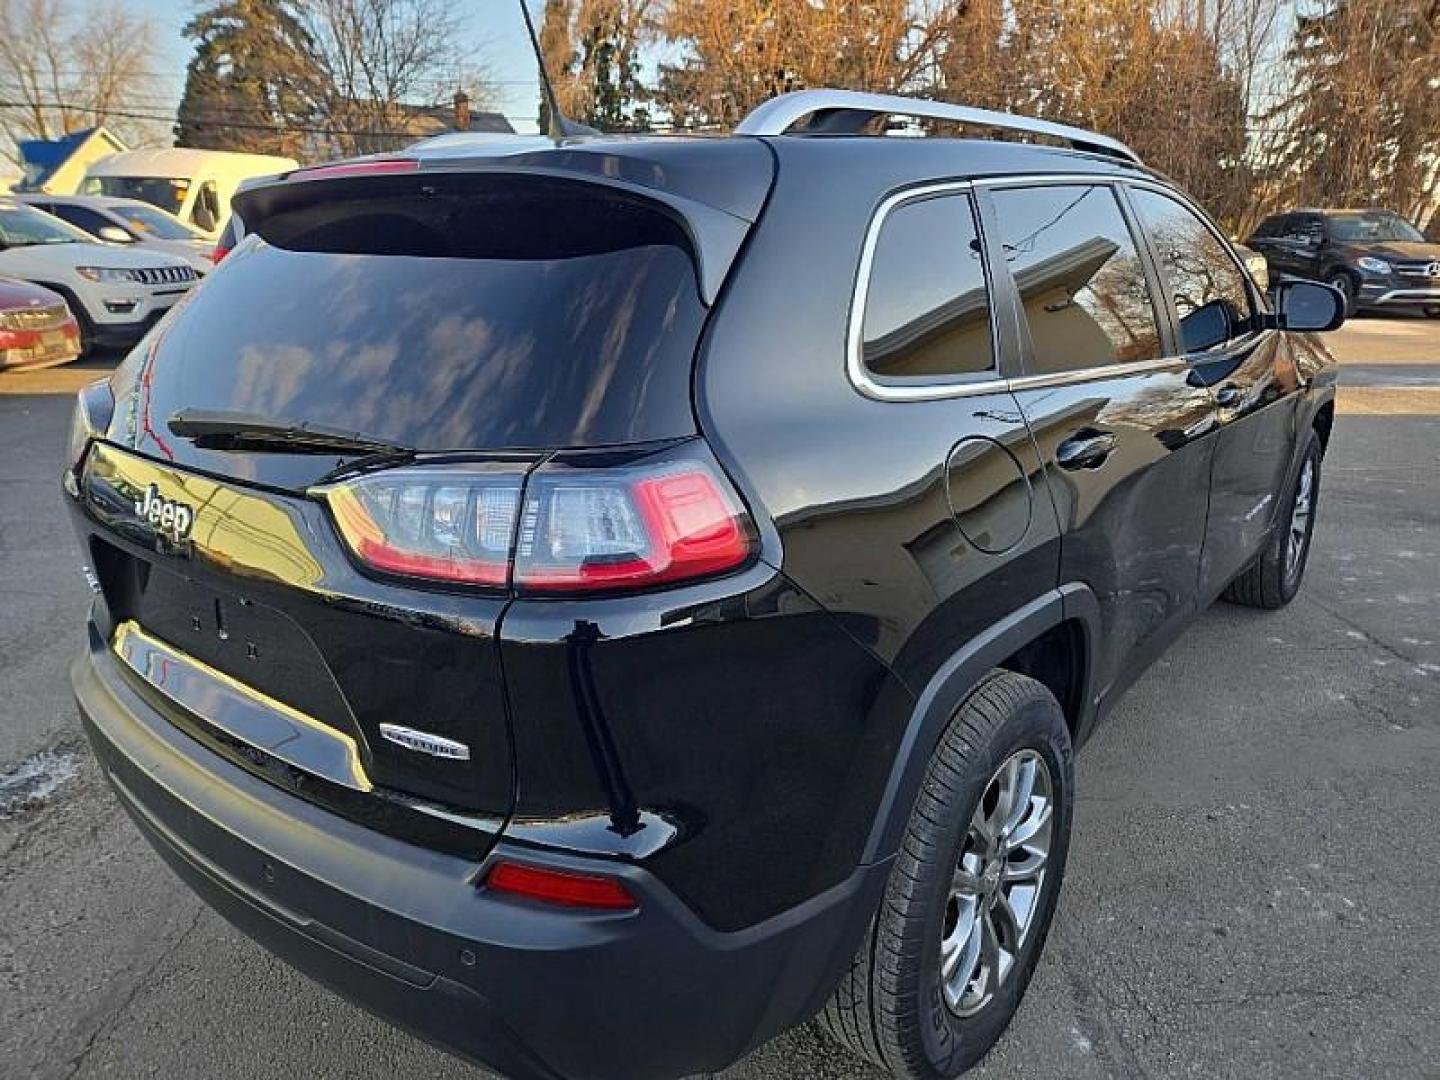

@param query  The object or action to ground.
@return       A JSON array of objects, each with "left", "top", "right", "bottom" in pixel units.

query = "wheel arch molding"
[{"left": 859, "top": 584, "right": 1100, "bottom": 866}]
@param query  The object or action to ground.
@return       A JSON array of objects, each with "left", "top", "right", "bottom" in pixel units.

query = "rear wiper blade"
[{"left": 167, "top": 408, "right": 414, "bottom": 457}]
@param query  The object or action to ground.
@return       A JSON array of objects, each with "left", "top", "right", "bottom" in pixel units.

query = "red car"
[{"left": 0, "top": 276, "right": 81, "bottom": 371}]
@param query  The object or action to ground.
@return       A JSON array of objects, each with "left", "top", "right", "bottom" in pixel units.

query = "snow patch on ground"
[{"left": 0, "top": 749, "right": 79, "bottom": 816}]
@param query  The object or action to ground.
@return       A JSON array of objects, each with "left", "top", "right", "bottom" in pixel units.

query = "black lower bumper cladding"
[{"left": 72, "top": 623, "right": 886, "bottom": 1080}]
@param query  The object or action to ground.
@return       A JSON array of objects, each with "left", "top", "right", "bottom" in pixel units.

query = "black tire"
[
  {"left": 817, "top": 670, "right": 1073, "bottom": 1079},
  {"left": 33, "top": 282, "right": 94, "bottom": 356},
  {"left": 1223, "top": 431, "right": 1322, "bottom": 609},
  {"left": 1325, "top": 271, "right": 1357, "bottom": 318},
  {"left": 1423, "top": 304, "right": 1440, "bottom": 319}
]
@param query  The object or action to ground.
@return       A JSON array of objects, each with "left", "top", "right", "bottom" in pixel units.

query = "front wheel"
[
  {"left": 1326, "top": 271, "right": 1357, "bottom": 318},
  {"left": 1423, "top": 303, "right": 1440, "bottom": 319},
  {"left": 818, "top": 671, "right": 1073, "bottom": 1079},
  {"left": 1223, "top": 432, "right": 1322, "bottom": 609}
]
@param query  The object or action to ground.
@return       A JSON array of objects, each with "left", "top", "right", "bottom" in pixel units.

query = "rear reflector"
[
  {"left": 316, "top": 451, "right": 755, "bottom": 594},
  {"left": 485, "top": 861, "right": 639, "bottom": 911}
]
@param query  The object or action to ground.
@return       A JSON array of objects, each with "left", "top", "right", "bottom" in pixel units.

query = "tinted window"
[
  {"left": 861, "top": 193, "right": 994, "bottom": 380},
  {"left": 1327, "top": 211, "right": 1425, "bottom": 243},
  {"left": 113, "top": 203, "right": 200, "bottom": 240},
  {"left": 52, "top": 205, "right": 118, "bottom": 237},
  {"left": 1130, "top": 189, "right": 1257, "bottom": 354},
  {"left": 0, "top": 204, "right": 91, "bottom": 246},
  {"left": 124, "top": 181, "right": 706, "bottom": 453},
  {"left": 92, "top": 176, "right": 191, "bottom": 214},
  {"left": 992, "top": 185, "right": 1161, "bottom": 374},
  {"left": 1252, "top": 215, "right": 1286, "bottom": 239}
]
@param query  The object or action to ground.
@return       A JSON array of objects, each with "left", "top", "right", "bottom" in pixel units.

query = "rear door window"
[
  {"left": 1129, "top": 188, "right": 1259, "bottom": 354},
  {"left": 860, "top": 191, "right": 995, "bottom": 381},
  {"left": 990, "top": 184, "right": 1162, "bottom": 374}
]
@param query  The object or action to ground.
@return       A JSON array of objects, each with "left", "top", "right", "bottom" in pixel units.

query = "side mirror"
[
  {"left": 1177, "top": 298, "right": 1235, "bottom": 353},
  {"left": 1274, "top": 279, "right": 1345, "bottom": 332},
  {"left": 97, "top": 225, "right": 133, "bottom": 244}
]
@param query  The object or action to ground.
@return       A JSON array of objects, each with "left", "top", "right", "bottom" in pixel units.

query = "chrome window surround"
[
  {"left": 847, "top": 173, "right": 1264, "bottom": 402},
  {"left": 847, "top": 181, "right": 1006, "bottom": 401}
]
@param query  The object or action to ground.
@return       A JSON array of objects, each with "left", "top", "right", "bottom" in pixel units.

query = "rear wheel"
[
  {"left": 817, "top": 670, "right": 1073, "bottom": 1079},
  {"left": 1326, "top": 271, "right": 1357, "bottom": 318},
  {"left": 1223, "top": 432, "right": 1321, "bottom": 609},
  {"left": 1423, "top": 303, "right": 1440, "bottom": 319}
]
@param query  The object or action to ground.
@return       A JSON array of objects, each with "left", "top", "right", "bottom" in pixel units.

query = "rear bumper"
[{"left": 72, "top": 621, "right": 886, "bottom": 1080}]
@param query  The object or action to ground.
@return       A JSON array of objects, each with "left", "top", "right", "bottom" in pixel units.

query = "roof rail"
[{"left": 735, "top": 89, "right": 1141, "bottom": 164}]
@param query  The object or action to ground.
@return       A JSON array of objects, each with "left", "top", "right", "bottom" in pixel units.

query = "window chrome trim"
[
  {"left": 848, "top": 180, "right": 1015, "bottom": 401},
  {"left": 847, "top": 172, "right": 1257, "bottom": 403},
  {"left": 1006, "top": 355, "right": 1188, "bottom": 392}
]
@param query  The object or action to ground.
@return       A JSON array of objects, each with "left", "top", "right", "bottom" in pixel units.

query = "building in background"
[{"left": 14, "top": 128, "right": 128, "bottom": 195}]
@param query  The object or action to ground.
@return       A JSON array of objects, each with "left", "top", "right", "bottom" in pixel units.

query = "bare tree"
[
  {"left": 293, "top": 0, "right": 490, "bottom": 155},
  {"left": 0, "top": 0, "right": 157, "bottom": 163},
  {"left": 656, "top": 0, "right": 950, "bottom": 129},
  {"left": 1272, "top": 0, "right": 1439, "bottom": 227}
]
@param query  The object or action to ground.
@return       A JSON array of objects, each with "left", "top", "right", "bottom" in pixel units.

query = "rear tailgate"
[
  {"left": 74, "top": 155, "right": 773, "bottom": 854},
  {"left": 77, "top": 440, "right": 516, "bottom": 850}
]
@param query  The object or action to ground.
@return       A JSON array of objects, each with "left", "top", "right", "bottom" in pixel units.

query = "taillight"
[
  {"left": 315, "top": 451, "right": 756, "bottom": 594},
  {"left": 515, "top": 461, "right": 754, "bottom": 592},
  {"left": 322, "top": 464, "right": 522, "bottom": 587},
  {"left": 485, "top": 861, "right": 638, "bottom": 911},
  {"left": 210, "top": 243, "right": 229, "bottom": 264}
]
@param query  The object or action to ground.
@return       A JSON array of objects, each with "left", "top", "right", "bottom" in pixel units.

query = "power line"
[{"left": 0, "top": 98, "right": 535, "bottom": 138}]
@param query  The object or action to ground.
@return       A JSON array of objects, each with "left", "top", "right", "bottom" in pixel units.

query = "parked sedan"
[
  {"left": 0, "top": 200, "right": 199, "bottom": 354},
  {"left": 12, "top": 194, "right": 214, "bottom": 276},
  {"left": 0, "top": 276, "right": 80, "bottom": 371}
]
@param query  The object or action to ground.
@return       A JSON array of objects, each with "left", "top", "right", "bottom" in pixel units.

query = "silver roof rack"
[{"left": 736, "top": 89, "right": 1141, "bottom": 164}]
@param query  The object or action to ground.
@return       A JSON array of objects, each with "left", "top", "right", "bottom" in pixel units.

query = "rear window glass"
[{"left": 132, "top": 179, "right": 706, "bottom": 452}]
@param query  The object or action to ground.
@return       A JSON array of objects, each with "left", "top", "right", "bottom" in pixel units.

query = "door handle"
[
  {"left": 1055, "top": 429, "right": 1117, "bottom": 471},
  {"left": 1216, "top": 385, "right": 1244, "bottom": 408}
]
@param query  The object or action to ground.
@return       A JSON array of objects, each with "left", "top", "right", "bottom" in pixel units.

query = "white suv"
[{"left": 0, "top": 199, "right": 198, "bottom": 353}]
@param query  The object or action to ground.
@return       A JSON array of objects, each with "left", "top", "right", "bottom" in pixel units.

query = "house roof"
[{"left": 15, "top": 127, "right": 126, "bottom": 190}]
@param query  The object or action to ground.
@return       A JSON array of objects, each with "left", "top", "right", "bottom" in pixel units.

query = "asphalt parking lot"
[{"left": 3, "top": 315, "right": 1438, "bottom": 1080}]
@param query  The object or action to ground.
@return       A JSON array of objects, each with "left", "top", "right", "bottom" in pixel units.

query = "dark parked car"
[
  {"left": 1247, "top": 207, "right": 1440, "bottom": 317},
  {"left": 66, "top": 90, "right": 1342, "bottom": 1080}
]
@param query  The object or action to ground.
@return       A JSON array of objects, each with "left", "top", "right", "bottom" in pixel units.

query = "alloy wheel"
[
  {"left": 1286, "top": 457, "right": 1315, "bottom": 579},
  {"left": 938, "top": 749, "right": 1054, "bottom": 1017}
]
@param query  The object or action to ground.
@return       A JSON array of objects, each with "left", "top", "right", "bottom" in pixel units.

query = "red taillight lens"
[
  {"left": 212, "top": 242, "right": 231, "bottom": 264},
  {"left": 318, "top": 453, "right": 756, "bottom": 594},
  {"left": 485, "top": 861, "right": 638, "bottom": 911},
  {"left": 515, "top": 462, "right": 754, "bottom": 593},
  {"left": 322, "top": 465, "right": 523, "bottom": 587}
]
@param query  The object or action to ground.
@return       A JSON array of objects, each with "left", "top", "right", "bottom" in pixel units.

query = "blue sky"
[{"left": 133, "top": 0, "right": 546, "bottom": 133}]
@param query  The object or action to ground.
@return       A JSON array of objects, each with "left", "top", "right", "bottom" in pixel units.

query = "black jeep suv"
[
  {"left": 65, "top": 90, "right": 1343, "bottom": 1080},
  {"left": 1247, "top": 207, "right": 1440, "bottom": 318}
]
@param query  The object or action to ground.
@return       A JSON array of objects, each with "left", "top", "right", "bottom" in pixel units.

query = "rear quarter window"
[{"left": 859, "top": 191, "right": 995, "bottom": 383}]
